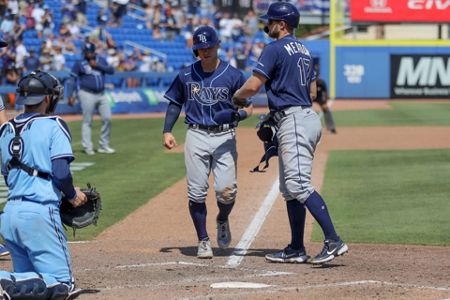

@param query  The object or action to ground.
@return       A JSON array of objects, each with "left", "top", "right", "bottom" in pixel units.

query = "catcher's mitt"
[{"left": 60, "top": 184, "right": 101, "bottom": 231}]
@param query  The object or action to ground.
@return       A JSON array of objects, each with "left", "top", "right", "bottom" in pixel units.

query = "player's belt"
[
  {"left": 272, "top": 105, "right": 311, "bottom": 123},
  {"left": 189, "top": 124, "right": 235, "bottom": 133}
]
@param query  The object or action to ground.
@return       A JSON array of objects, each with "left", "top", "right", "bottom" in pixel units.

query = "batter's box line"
[{"left": 81, "top": 260, "right": 294, "bottom": 277}]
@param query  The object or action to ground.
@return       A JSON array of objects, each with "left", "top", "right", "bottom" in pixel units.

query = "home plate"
[{"left": 211, "top": 282, "right": 272, "bottom": 289}]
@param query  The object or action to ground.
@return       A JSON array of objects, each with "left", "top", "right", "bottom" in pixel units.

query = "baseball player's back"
[{"left": 232, "top": 2, "right": 347, "bottom": 265}]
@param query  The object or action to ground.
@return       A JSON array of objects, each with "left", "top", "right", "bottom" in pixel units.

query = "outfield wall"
[{"left": 2, "top": 41, "right": 450, "bottom": 115}]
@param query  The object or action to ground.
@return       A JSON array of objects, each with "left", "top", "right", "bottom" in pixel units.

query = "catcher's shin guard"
[{"left": 0, "top": 277, "right": 48, "bottom": 300}]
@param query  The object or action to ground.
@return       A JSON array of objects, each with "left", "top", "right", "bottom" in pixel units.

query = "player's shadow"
[{"left": 159, "top": 246, "right": 346, "bottom": 268}]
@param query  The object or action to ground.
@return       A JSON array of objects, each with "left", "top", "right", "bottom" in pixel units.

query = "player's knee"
[
  {"left": 1, "top": 277, "right": 48, "bottom": 300},
  {"left": 188, "top": 189, "right": 208, "bottom": 203},
  {"left": 285, "top": 179, "right": 314, "bottom": 203},
  {"left": 216, "top": 185, "right": 237, "bottom": 204}
]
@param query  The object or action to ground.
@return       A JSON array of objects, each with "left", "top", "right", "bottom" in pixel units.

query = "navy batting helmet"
[
  {"left": 260, "top": 2, "right": 300, "bottom": 29},
  {"left": 192, "top": 26, "right": 220, "bottom": 56},
  {"left": 16, "top": 70, "right": 63, "bottom": 112}
]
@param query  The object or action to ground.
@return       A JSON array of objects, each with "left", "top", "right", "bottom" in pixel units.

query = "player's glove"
[
  {"left": 251, "top": 114, "right": 279, "bottom": 173},
  {"left": 60, "top": 184, "right": 102, "bottom": 233}
]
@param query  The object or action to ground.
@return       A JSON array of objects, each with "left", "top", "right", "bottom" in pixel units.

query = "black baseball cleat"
[
  {"left": 310, "top": 238, "right": 348, "bottom": 264},
  {"left": 265, "top": 245, "right": 309, "bottom": 263}
]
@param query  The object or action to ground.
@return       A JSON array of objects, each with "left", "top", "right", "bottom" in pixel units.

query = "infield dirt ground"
[{"left": 1, "top": 100, "right": 449, "bottom": 299}]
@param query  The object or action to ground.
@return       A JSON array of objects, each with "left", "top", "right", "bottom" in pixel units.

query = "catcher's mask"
[
  {"left": 192, "top": 25, "right": 220, "bottom": 57},
  {"left": 16, "top": 70, "right": 63, "bottom": 113}
]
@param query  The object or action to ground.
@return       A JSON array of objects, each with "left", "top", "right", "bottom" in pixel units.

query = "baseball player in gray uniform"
[
  {"left": 163, "top": 26, "right": 253, "bottom": 259},
  {"left": 233, "top": 2, "right": 348, "bottom": 264}
]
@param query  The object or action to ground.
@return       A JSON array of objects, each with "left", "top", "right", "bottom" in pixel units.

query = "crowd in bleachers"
[{"left": 0, "top": 0, "right": 277, "bottom": 93}]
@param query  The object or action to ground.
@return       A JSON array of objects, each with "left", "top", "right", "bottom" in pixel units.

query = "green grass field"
[
  {"left": 312, "top": 149, "right": 450, "bottom": 246},
  {"left": 332, "top": 101, "right": 450, "bottom": 126}
]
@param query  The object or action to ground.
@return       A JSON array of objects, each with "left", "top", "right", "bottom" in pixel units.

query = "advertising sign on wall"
[
  {"left": 351, "top": 0, "right": 450, "bottom": 23},
  {"left": 391, "top": 54, "right": 450, "bottom": 98}
]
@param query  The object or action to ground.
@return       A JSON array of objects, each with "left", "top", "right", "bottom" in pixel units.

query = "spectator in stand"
[
  {"left": 51, "top": 45, "right": 66, "bottom": 71},
  {"left": 23, "top": 48, "right": 39, "bottom": 72},
  {"left": 4, "top": 62, "right": 20, "bottom": 85},
  {"left": 96, "top": 7, "right": 109, "bottom": 26},
  {"left": 38, "top": 47, "right": 52, "bottom": 71},
  {"left": 252, "top": 39, "right": 265, "bottom": 60},
  {"left": 32, "top": 3, "right": 45, "bottom": 38},
  {"left": 152, "top": 25, "right": 163, "bottom": 40},
  {"left": 234, "top": 47, "right": 247, "bottom": 71},
  {"left": 12, "top": 15, "right": 26, "bottom": 41},
  {"left": 75, "top": 0, "right": 87, "bottom": 26},
  {"left": 106, "top": 48, "right": 120, "bottom": 68},
  {"left": 161, "top": 5, "right": 179, "bottom": 40},
  {"left": 0, "top": 0, "right": 7, "bottom": 18},
  {"left": 244, "top": 9, "right": 259, "bottom": 36},
  {"left": 14, "top": 38, "right": 27, "bottom": 71},
  {"left": 218, "top": 12, "right": 233, "bottom": 42},
  {"left": 60, "top": 36, "right": 77, "bottom": 55},
  {"left": 41, "top": 7, "right": 54, "bottom": 39},
  {"left": 24, "top": 0, "right": 35, "bottom": 29},
  {"left": 61, "top": 0, "right": 77, "bottom": 24},
  {"left": 138, "top": 49, "right": 152, "bottom": 72},
  {"left": 230, "top": 13, "right": 243, "bottom": 42},
  {"left": 90, "top": 26, "right": 116, "bottom": 50},
  {"left": 7, "top": 0, "right": 19, "bottom": 16},
  {"left": 0, "top": 12, "right": 15, "bottom": 33},
  {"left": 111, "top": 0, "right": 129, "bottom": 27}
]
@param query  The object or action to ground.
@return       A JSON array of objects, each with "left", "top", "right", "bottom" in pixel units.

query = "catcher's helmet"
[
  {"left": 260, "top": 2, "right": 300, "bottom": 29},
  {"left": 192, "top": 26, "right": 220, "bottom": 56},
  {"left": 16, "top": 70, "right": 63, "bottom": 112}
]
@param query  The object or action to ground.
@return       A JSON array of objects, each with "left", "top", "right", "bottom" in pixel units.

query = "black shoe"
[
  {"left": 330, "top": 128, "right": 337, "bottom": 134},
  {"left": 265, "top": 245, "right": 309, "bottom": 263},
  {"left": 310, "top": 239, "right": 348, "bottom": 264}
]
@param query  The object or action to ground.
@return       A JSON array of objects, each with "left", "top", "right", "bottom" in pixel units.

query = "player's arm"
[
  {"left": 310, "top": 80, "right": 317, "bottom": 102},
  {"left": 162, "top": 102, "right": 182, "bottom": 150},
  {"left": 233, "top": 72, "right": 266, "bottom": 107}
]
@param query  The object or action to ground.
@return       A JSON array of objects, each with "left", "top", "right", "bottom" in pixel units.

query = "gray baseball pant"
[{"left": 78, "top": 89, "right": 112, "bottom": 151}]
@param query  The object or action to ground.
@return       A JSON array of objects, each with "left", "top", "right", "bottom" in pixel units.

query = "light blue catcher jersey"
[
  {"left": 0, "top": 114, "right": 74, "bottom": 203},
  {"left": 254, "top": 34, "right": 316, "bottom": 111},
  {"left": 164, "top": 60, "right": 245, "bottom": 126}
]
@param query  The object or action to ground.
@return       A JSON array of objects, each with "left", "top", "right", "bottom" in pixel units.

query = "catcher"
[{"left": 0, "top": 70, "right": 94, "bottom": 300}]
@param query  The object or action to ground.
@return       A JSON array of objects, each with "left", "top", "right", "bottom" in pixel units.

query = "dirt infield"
[{"left": 2, "top": 100, "right": 450, "bottom": 299}]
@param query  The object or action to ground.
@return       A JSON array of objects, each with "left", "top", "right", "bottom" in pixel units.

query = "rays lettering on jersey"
[
  {"left": 187, "top": 82, "right": 230, "bottom": 106},
  {"left": 284, "top": 42, "right": 310, "bottom": 56}
]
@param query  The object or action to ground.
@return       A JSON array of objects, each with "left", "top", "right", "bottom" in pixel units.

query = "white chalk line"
[
  {"left": 82, "top": 260, "right": 293, "bottom": 277},
  {"left": 93, "top": 279, "right": 450, "bottom": 294},
  {"left": 226, "top": 178, "right": 280, "bottom": 268}
]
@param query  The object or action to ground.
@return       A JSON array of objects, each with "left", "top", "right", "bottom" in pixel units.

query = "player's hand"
[
  {"left": 163, "top": 132, "right": 177, "bottom": 150},
  {"left": 232, "top": 95, "right": 251, "bottom": 109},
  {"left": 69, "top": 187, "right": 88, "bottom": 207},
  {"left": 88, "top": 58, "right": 97, "bottom": 67},
  {"left": 67, "top": 96, "right": 76, "bottom": 107}
]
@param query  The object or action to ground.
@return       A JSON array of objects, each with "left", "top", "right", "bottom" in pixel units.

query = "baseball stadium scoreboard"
[{"left": 329, "top": 0, "right": 450, "bottom": 99}]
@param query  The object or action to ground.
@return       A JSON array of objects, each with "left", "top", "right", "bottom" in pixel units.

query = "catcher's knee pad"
[
  {"left": 1, "top": 277, "right": 48, "bottom": 300},
  {"left": 216, "top": 185, "right": 237, "bottom": 205}
]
